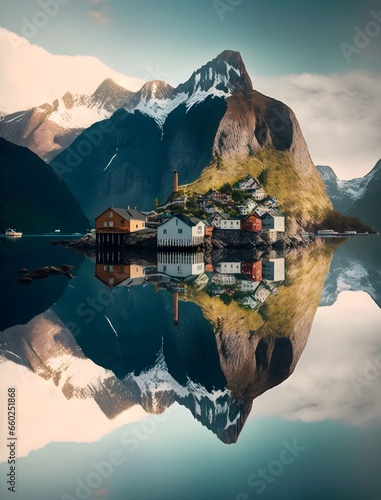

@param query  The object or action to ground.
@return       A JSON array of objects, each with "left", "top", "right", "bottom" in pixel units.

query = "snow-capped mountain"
[
  {"left": 121, "top": 50, "right": 253, "bottom": 127},
  {"left": 0, "top": 79, "right": 133, "bottom": 161},
  {"left": 317, "top": 160, "right": 381, "bottom": 230},
  {"left": 51, "top": 49, "right": 330, "bottom": 226}
]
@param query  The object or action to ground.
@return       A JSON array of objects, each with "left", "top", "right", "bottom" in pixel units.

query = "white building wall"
[
  {"left": 215, "top": 262, "right": 241, "bottom": 274},
  {"left": 216, "top": 219, "right": 241, "bottom": 230},
  {"left": 157, "top": 218, "right": 205, "bottom": 246},
  {"left": 262, "top": 259, "right": 285, "bottom": 281},
  {"left": 238, "top": 280, "right": 261, "bottom": 292}
]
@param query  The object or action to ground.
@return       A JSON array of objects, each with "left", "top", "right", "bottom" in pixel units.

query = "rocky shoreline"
[{"left": 51, "top": 228, "right": 309, "bottom": 254}]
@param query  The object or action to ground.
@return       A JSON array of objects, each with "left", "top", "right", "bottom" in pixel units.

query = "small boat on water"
[{"left": 5, "top": 228, "right": 22, "bottom": 237}]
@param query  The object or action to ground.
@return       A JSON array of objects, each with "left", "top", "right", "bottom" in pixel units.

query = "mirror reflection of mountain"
[
  {"left": 320, "top": 236, "right": 381, "bottom": 308},
  {"left": 0, "top": 241, "right": 334, "bottom": 445}
]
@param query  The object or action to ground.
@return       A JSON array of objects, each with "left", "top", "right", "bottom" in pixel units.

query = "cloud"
[
  {"left": 253, "top": 71, "right": 381, "bottom": 179},
  {"left": 253, "top": 291, "right": 381, "bottom": 426},
  {"left": 0, "top": 28, "right": 144, "bottom": 113},
  {"left": 87, "top": 0, "right": 110, "bottom": 24}
]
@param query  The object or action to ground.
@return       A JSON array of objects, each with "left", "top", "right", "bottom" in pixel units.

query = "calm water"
[{"left": 0, "top": 236, "right": 380, "bottom": 500}]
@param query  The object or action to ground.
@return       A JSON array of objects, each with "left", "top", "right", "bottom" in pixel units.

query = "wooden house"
[
  {"left": 241, "top": 261, "right": 262, "bottom": 281},
  {"left": 95, "top": 263, "right": 148, "bottom": 288},
  {"left": 95, "top": 207, "right": 147, "bottom": 243},
  {"left": 241, "top": 214, "right": 263, "bottom": 232}
]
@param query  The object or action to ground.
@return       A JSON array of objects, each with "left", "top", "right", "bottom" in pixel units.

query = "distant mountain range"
[
  {"left": 0, "top": 138, "right": 89, "bottom": 233},
  {"left": 317, "top": 160, "right": 381, "bottom": 231},
  {"left": 0, "top": 78, "right": 134, "bottom": 161},
  {"left": 320, "top": 236, "right": 381, "bottom": 308},
  {"left": 0, "top": 28, "right": 143, "bottom": 114},
  {"left": 48, "top": 50, "right": 330, "bottom": 227}
]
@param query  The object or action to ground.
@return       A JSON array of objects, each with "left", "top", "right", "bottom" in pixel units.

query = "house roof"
[
  {"left": 161, "top": 214, "right": 205, "bottom": 228},
  {"left": 96, "top": 207, "right": 147, "bottom": 221},
  {"left": 261, "top": 209, "right": 284, "bottom": 219}
]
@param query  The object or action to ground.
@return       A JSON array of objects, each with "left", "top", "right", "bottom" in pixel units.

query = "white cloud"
[
  {"left": 0, "top": 28, "right": 144, "bottom": 114},
  {"left": 87, "top": 0, "right": 110, "bottom": 24},
  {"left": 253, "top": 291, "right": 381, "bottom": 426},
  {"left": 253, "top": 71, "right": 381, "bottom": 179}
]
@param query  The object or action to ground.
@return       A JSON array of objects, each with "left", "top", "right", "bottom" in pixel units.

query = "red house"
[
  {"left": 241, "top": 214, "right": 263, "bottom": 232},
  {"left": 242, "top": 261, "right": 262, "bottom": 281}
]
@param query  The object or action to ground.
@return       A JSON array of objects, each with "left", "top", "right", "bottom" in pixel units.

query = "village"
[
  {"left": 95, "top": 249, "right": 285, "bottom": 315},
  {"left": 93, "top": 172, "right": 287, "bottom": 313},
  {"left": 94, "top": 172, "right": 285, "bottom": 247}
]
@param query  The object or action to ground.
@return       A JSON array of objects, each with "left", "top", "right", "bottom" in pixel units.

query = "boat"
[{"left": 5, "top": 228, "right": 22, "bottom": 237}]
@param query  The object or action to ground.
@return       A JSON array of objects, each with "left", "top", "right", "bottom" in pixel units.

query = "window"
[
  {"left": 109, "top": 212, "right": 113, "bottom": 217},
  {"left": 109, "top": 265, "right": 114, "bottom": 271},
  {"left": 197, "top": 226, "right": 202, "bottom": 233},
  {"left": 103, "top": 265, "right": 108, "bottom": 271},
  {"left": 163, "top": 229, "right": 167, "bottom": 234},
  {"left": 163, "top": 265, "right": 167, "bottom": 272},
  {"left": 121, "top": 267, "right": 125, "bottom": 274},
  {"left": 108, "top": 278, "right": 114, "bottom": 285},
  {"left": 178, "top": 228, "right": 183, "bottom": 234},
  {"left": 109, "top": 221, "right": 114, "bottom": 227},
  {"left": 136, "top": 224, "right": 138, "bottom": 229},
  {"left": 121, "top": 219, "right": 125, "bottom": 226},
  {"left": 103, "top": 221, "right": 108, "bottom": 227}
]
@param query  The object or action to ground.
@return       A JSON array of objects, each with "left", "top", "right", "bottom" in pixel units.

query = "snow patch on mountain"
[
  {"left": 49, "top": 98, "right": 111, "bottom": 129},
  {"left": 134, "top": 92, "right": 188, "bottom": 127}
]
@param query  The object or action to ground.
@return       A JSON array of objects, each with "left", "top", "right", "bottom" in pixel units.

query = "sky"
[{"left": 0, "top": 0, "right": 381, "bottom": 178}]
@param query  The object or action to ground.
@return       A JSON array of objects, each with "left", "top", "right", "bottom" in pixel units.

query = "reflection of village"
[{"left": 96, "top": 249, "right": 285, "bottom": 317}]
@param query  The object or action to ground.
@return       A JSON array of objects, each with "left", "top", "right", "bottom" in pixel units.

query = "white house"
[
  {"left": 215, "top": 262, "right": 241, "bottom": 274},
  {"left": 261, "top": 210, "right": 285, "bottom": 232},
  {"left": 235, "top": 176, "right": 259, "bottom": 191},
  {"left": 237, "top": 198, "right": 257, "bottom": 215},
  {"left": 214, "top": 216, "right": 242, "bottom": 230},
  {"left": 238, "top": 279, "right": 261, "bottom": 292},
  {"left": 157, "top": 252, "right": 205, "bottom": 277},
  {"left": 262, "top": 258, "right": 285, "bottom": 281},
  {"left": 157, "top": 214, "right": 206, "bottom": 247},
  {"left": 253, "top": 282, "right": 271, "bottom": 303},
  {"left": 252, "top": 187, "right": 267, "bottom": 201},
  {"left": 212, "top": 274, "right": 236, "bottom": 285}
]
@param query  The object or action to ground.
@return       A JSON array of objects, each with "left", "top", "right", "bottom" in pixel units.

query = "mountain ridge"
[{"left": 0, "top": 78, "right": 134, "bottom": 161}]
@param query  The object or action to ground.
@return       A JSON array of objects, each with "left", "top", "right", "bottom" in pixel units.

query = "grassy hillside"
[
  {"left": 0, "top": 138, "right": 89, "bottom": 233},
  {"left": 185, "top": 148, "right": 332, "bottom": 231}
]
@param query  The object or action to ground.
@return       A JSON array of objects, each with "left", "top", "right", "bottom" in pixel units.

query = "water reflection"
[{"left": 1, "top": 242, "right": 335, "bottom": 449}]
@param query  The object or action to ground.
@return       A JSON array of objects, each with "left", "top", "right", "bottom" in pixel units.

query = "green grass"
[{"left": 183, "top": 148, "right": 332, "bottom": 231}]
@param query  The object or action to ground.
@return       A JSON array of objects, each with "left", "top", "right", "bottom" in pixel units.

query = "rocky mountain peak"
[
  {"left": 139, "top": 80, "right": 175, "bottom": 101},
  {"left": 177, "top": 49, "right": 252, "bottom": 97}
]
